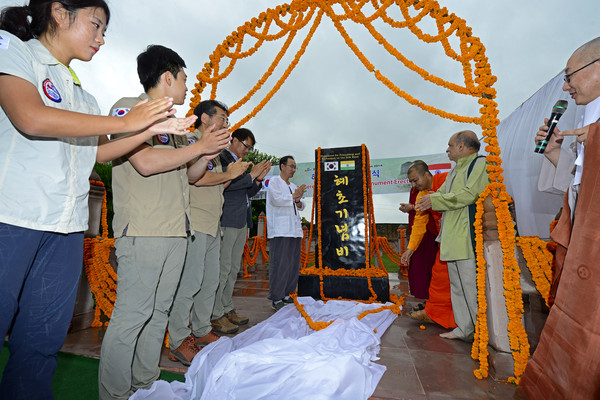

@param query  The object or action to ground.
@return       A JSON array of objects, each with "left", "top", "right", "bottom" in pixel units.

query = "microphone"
[{"left": 534, "top": 100, "right": 568, "bottom": 153}]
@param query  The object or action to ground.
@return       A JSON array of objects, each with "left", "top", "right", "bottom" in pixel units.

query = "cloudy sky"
[{"left": 5, "top": 0, "right": 597, "bottom": 222}]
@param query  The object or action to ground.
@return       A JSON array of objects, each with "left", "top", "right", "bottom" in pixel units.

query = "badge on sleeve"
[
  {"left": 0, "top": 34, "right": 9, "bottom": 50},
  {"left": 157, "top": 133, "right": 170, "bottom": 144},
  {"left": 187, "top": 138, "right": 196, "bottom": 145},
  {"left": 112, "top": 108, "right": 130, "bottom": 117},
  {"left": 207, "top": 161, "right": 214, "bottom": 170},
  {"left": 42, "top": 79, "right": 62, "bottom": 103}
]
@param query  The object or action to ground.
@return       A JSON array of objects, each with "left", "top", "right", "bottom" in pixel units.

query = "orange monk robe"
[
  {"left": 519, "top": 123, "right": 600, "bottom": 400},
  {"left": 408, "top": 173, "right": 456, "bottom": 329}
]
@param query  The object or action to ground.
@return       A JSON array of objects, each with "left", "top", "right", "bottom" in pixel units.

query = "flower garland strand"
[
  {"left": 186, "top": 0, "right": 533, "bottom": 381},
  {"left": 83, "top": 180, "right": 117, "bottom": 327},
  {"left": 515, "top": 236, "right": 553, "bottom": 308}
]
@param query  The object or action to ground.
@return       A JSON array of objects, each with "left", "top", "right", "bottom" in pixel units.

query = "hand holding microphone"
[{"left": 534, "top": 100, "right": 568, "bottom": 153}]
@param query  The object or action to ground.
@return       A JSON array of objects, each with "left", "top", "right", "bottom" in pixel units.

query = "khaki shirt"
[
  {"left": 187, "top": 129, "right": 225, "bottom": 237},
  {"left": 110, "top": 93, "right": 190, "bottom": 237}
]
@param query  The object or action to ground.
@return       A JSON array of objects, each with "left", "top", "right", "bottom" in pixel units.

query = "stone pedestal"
[
  {"left": 481, "top": 196, "right": 515, "bottom": 380},
  {"left": 71, "top": 171, "right": 105, "bottom": 331},
  {"left": 483, "top": 240, "right": 514, "bottom": 380},
  {"left": 482, "top": 197, "right": 548, "bottom": 379},
  {"left": 257, "top": 212, "right": 266, "bottom": 239}
]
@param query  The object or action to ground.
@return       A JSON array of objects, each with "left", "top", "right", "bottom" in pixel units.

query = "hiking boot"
[
  {"left": 168, "top": 335, "right": 200, "bottom": 366},
  {"left": 226, "top": 310, "right": 249, "bottom": 325},
  {"left": 282, "top": 295, "right": 294, "bottom": 304},
  {"left": 193, "top": 330, "right": 221, "bottom": 348},
  {"left": 211, "top": 315, "right": 239, "bottom": 334},
  {"left": 271, "top": 300, "right": 285, "bottom": 311}
]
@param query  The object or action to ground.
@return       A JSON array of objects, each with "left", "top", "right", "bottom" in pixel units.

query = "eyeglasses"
[
  {"left": 285, "top": 164, "right": 297, "bottom": 170},
  {"left": 564, "top": 57, "right": 600, "bottom": 83},
  {"left": 240, "top": 140, "right": 254, "bottom": 152}
]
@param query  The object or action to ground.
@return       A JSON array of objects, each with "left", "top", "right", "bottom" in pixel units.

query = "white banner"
[{"left": 252, "top": 152, "right": 450, "bottom": 199}]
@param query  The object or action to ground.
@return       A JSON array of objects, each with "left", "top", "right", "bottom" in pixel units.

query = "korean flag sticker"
[
  {"left": 0, "top": 34, "right": 9, "bottom": 50},
  {"left": 324, "top": 161, "right": 338, "bottom": 172},
  {"left": 157, "top": 134, "right": 170, "bottom": 144},
  {"left": 42, "top": 79, "right": 62, "bottom": 103},
  {"left": 207, "top": 161, "right": 214, "bottom": 170},
  {"left": 187, "top": 138, "right": 196, "bottom": 145},
  {"left": 112, "top": 108, "right": 130, "bottom": 117}
]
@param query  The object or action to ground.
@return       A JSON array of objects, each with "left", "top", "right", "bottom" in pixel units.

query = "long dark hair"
[{"left": 0, "top": 0, "right": 110, "bottom": 41}]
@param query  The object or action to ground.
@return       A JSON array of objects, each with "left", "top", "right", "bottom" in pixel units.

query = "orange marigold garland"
[
  {"left": 188, "top": 0, "right": 533, "bottom": 381},
  {"left": 242, "top": 215, "right": 270, "bottom": 277},
  {"left": 84, "top": 180, "right": 117, "bottom": 327},
  {"left": 516, "top": 236, "right": 553, "bottom": 308},
  {"left": 289, "top": 292, "right": 403, "bottom": 332},
  {"left": 472, "top": 186, "right": 490, "bottom": 378}
]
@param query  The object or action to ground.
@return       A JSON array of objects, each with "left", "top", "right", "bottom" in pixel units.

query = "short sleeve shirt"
[
  {"left": 187, "top": 129, "right": 225, "bottom": 237},
  {"left": 0, "top": 31, "right": 99, "bottom": 233},
  {"left": 110, "top": 94, "right": 190, "bottom": 237}
]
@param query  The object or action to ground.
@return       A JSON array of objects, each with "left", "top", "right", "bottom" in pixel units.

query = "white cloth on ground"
[{"left": 129, "top": 297, "right": 398, "bottom": 400}]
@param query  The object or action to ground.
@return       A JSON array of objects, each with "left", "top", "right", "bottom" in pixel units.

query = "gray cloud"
[{"left": 4, "top": 0, "right": 596, "bottom": 223}]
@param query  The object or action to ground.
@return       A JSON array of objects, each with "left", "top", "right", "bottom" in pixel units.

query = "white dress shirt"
[{"left": 266, "top": 175, "right": 305, "bottom": 238}]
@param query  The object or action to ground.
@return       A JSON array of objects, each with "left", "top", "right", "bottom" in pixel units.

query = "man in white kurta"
[{"left": 266, "top": 156, "right": 307, "bottom": 311}]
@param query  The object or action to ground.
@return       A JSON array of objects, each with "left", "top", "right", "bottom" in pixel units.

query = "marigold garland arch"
[{"left": 187, "top": 0, "right": 523, "bottom": 382}]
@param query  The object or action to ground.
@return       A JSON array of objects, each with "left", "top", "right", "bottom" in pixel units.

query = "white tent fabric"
[
  {"left": 497, "top": 73, "right": 584, "bottom": 238},
  {"left": 129, "top": 297, "right": 398, "bottom": 400}
]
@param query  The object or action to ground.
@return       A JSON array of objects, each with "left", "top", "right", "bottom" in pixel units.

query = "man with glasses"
[
  {"left": 166, "top": 100, "right": 250, "bottom": 366},
  {"left": 212, "top": 128, "right": 271, "bottom": 332},
  {"left": 521, "top": 37, "right": 600, "bottom": 400},
  {"left": 266, "top": 156, "right": 307, "bottom": 311}
]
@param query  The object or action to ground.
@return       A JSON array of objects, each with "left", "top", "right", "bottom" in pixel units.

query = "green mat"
[{"left": 1, "top": 342, "right": 184, "bottom": 399}]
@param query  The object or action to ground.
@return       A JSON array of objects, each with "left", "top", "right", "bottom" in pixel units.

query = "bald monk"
[
  {"left": 400, "top": 161, "right": 456, "bottom": 329},
  {"left": 520, "top": 36, "right": 600, "bottom": 400}
]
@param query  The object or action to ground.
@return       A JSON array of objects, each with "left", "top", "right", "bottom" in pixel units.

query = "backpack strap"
[{"left": 467, "top": 155, "right": 486, "bottom": 254}]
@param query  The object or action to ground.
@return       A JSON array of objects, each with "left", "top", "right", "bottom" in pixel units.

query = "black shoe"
[
  {"left": 271, "top": 300, "right": 285, "bottom": 311},
  {"left": 282, "top": 296, "right": 294, "bottom": 304}
]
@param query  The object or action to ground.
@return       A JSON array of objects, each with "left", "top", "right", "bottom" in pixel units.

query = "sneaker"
[
  {"left": 211, "top": 315, "right": 239, "bottom": 334},
  {"left": 271, "top": 300, "right": 285, "bottom": 311},
  {"left": 226, "top": 310, "right": 249, "bottom": 325},
  {"left": 193, "top": 330, "right": 221, "bottom": 348},
  {"left": 282, "top": 296, "right": 294, "bottom": 304},
  {"left": 168, "top": 335, "right": 200, "bottom": 366}
]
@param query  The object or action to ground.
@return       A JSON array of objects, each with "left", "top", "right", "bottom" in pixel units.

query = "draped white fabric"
[
  {"left": 496, "top": 72, "right": 584, "bottom": 238},
  {"left": 129, "top": 297, "right": 398, "bottom": 400}
]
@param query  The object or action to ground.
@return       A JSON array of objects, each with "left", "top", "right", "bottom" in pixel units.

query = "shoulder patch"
[
  {"left": 42, "top": 79, "right": 61, "bottom": 103},
  {"left": 0, "top": 34, "right": 9, "bottom": 50},
  {"left": 112, "top": 108, "right": 130, "bottom": 117},
  {"left": 207, "top": 161, "right": 214, "bottom": 170},
  {"left": 187, "top": 138, "right": 196, "bottom": 145},
  {"left": 157, "top": 133, "right": 170, "bottom": 144}
]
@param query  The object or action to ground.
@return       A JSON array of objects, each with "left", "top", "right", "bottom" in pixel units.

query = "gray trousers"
[
  {"left": 98, "top": 236, "right": 186, "bottom": 400},
  {"left": 213, "top": 225, "right": 247, "bottom": 319},
  {"left": 268, "top": 236, "right": 302, "bottom": 301},
  {"left": 446, "top": 258, "right": 478, "bottom": 341},
  {"left": 168, "top": 232, "right": 220, "bottom": 349}
]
